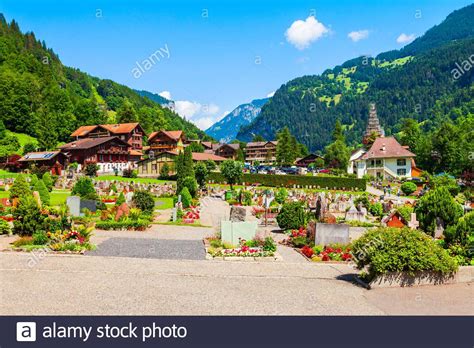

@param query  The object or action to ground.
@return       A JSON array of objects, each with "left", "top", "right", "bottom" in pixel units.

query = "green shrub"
[
  {"left": 159, "top": 162, "right": 171, "bottom": 179},
  {"left": 207, "top": 172, "right": 366, "bottom": 191},
  {"left": 312, "top": 245, "right": 324, "bottom": 255},
  {"left": 290, "top": 235, "right": 307, "bottom": 248},
  {"left": 30, "top": 174, "right": 38, "bottom": 188},
  {"left": 95, "top": 219, "right": 151, "bottom": 231},
  {"left": 33, "top": 179, "right": 50, "bottom": 206},
  {"left": 351, "top": 227, "right": 458, "bottom": 281},
  {"left": 122, "top": 168, "right": 138, "bottom": 178},
  {"left": 71, "top": 177, "right": 98, "bottom": 200},
  {"left": 32, "top": 231, "right": 48, "bottom": 245},
  {"left": 262, "top": 236, "right": 277, "bottom": 252},
  {"left": 84, "top": 163, "right": 99, "bottom": 177},
  {"left": 179, "top": 187, "right": 192, "bottom": 209},
  {"left": 0, "top": 219, "right": 11, "bottom": 235},
  {"left": 415, "top": 187, "right": 463, "bottom": 236},
  {"left": 116, "top": 192, "right": 126, "bottom": 206},
  {"left": 13, "top": 195, "right": 46, "bottom": 236},
  {"left": 210, "top": 239, "right": 222, "bottom": 248},
  {"left": 444, "top": 211, "right": 474, "bottom": 247},
  {"left": 277, "top": 201, "right": 306, "bottom": 230},
  {"left": 275, "top": 188, "right": 288, "bottom": 204},
  {"left": 368, "top": 202, "right": 383, "bottom": 217},
  {"left": 241, "top": 190, "right": 252, "bottom": 206},
  {"left": 397, "top": 205, "right": 414, "bottom": 222},
  {"left": 132, "top": 190, "right": 155, "bottom": 214},
  {"left": 400, "top": 181, "right": 417, "bottom": 195},
  {"left": 182, "top": 176, "right": 198, "bottom": 198},
  {"left": 42, "top": 172, "right": 53, "bottom": 191},
  {"left": 9, "top": 175, "right": 32, "bottom": 199}
]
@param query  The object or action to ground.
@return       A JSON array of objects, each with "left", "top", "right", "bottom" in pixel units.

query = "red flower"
[{"left": 301, "top": 246, "right": 314, "bottom": 258}]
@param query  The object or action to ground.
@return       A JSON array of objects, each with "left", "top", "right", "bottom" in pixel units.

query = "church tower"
[{"left": 363, "top": 103, "right": 384, "bottom": 145}]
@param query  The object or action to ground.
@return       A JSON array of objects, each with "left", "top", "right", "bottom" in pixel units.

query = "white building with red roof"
[{"left": 348, "top": 137, "right": 416, "bottom": 179}]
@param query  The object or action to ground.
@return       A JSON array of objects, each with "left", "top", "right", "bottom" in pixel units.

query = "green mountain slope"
[
  {"left": 237, "top": 4, "right": 474, "bottom": 151},
  {"left": 0, "top": 14, "right": 206, "bottom": 150}
]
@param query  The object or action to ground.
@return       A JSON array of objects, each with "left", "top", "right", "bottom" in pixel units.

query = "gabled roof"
[
  {"left": 138, "top": 150, "right": 226, "bottom": 163},
  {"left": 191, "top": 152, "right": 227, "bottom": 162},
  {"left": 70, "top": 125, "right": 98, "bottom": 137},
  {"left": 101, "top": 123, "right": 143, "bottom": 134},
  {"left": 70, "top": 123, "right": 142, "bottom": 137},
  {"left": 215, "top": 143, "right": 240, "bottom": 151},
  {"left": 148, "top": 130, "right": 184, "bottom": 142},
  {"left": 19, "top": 151, "right": 62, "bottom": 162},
  {"left": 246, "top": 141, "right": 278, "bottom": 148},
  {"left": 201, "top": 141, "right": 213, "bottom": 149},
  {"left": 361, "top": 137, "right": 415, "bottom": 160},
  {"left": 60, "top": 136, "right": 131, "bottom": 150}
]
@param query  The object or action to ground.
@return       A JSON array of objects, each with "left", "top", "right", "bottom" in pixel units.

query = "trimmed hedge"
[
  {"left": 95, "top": 219, "right": 151, "bottom": 231},
  {"left": 208, "top": 172, "right": 366, "bottom": 191}
]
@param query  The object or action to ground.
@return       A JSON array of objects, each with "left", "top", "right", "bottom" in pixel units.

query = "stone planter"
[{"left": 359, "top": 266, "right": 473, "bottom": 289}]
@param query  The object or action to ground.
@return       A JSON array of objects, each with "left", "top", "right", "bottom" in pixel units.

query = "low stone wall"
[{"left": 368, "top": 266, "right": 473, "bottom": 288}]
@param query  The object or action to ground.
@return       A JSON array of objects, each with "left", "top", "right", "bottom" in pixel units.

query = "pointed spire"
[{"left": 363, "top": 103, "right": 384, "bottom": 144}]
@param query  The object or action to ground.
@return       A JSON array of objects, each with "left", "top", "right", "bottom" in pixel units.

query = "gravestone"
[
  {"left": 221, "top": 220, "right": 258, "bottom": 245},
  {"left": 315, "top": 223, "right": 349, "bottom": 246},
  {"left": 67, "top": 196, "right": 81, "bottom": 216},
  {"left": 408, "top": 213, "right": 419, "bottom": 230},
  {"left": 80, "top": 199, "right": 97, "bottom": 214},
  {"left": 230, "top": 206, "right": 246, "bottom": 222}
]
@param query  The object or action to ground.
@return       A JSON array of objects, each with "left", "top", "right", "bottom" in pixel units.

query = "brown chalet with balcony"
[
  {"left": 147, "top": 130, "right": 185, "bottom": 155},
  {"left": 60, "top": 137, "right": 131, "bottom": 174},
  {"left": 70, "top": 123, "right": 145, "bottom": 161}
]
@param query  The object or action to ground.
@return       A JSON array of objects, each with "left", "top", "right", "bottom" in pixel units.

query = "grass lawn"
[
  {"left": 154, "top": 197, "right": 174, "bottom": 210},
  {"left": 96, "top": 175, "right": 173, "bottom": 184},
  {"left": 0, "top": 169, "right": 23, "bottom": 179},
  {"left": 0, "top": 189, "right": 70, "bottom": 206},
  {"left": 50, "top": 190, "right": 71, "bottom": 206}
]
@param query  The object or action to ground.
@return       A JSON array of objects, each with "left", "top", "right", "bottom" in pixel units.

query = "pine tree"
[
  {"left": 9, "top": 175, "right": 32, "bottom": 199},
  {"left": 33, "top": 179, "right": 50, "bottom": 206},
  {"left": 42, "top": 172, "right": 53, "bottom": 191}
]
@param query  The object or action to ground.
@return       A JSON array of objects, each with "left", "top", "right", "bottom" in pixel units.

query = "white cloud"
[
  {"left": 173, "top": 99, "right": 221, "bottom": 130},
  {"left": 158, "top": 90, "right": 172, "bottom": 100},
  {"left": 348, "top": 30, "right": 369, "bottom": 42},
  {"left": 285, "top": 16, "right": 329, "bottom": 50},
  {"left": 193, "top": 117, "right": 215, "bottom": 130},
  {"left": 266, "top": 91, "right": 275, "bottom": 98},
  {"left": 174, "top": 100, "right": 201, "bottom": 118},
  {"left": 396, "top": 33, "right": 416, "bottom": 44}
]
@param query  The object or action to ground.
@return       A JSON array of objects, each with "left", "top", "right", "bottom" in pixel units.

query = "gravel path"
[{"left": 87, "top": 238, "right": 206, "bottom": 260}]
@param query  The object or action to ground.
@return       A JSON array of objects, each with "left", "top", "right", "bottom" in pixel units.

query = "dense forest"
[
  {"left": 0, "top": 14, "right": 207, "bottom": 152},
  {"left": 237, "top": 4, "right": 474, "bottom": 172}
]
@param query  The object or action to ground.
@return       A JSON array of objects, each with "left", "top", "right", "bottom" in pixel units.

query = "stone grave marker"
[{"left": 315, "top": 223, "right": 349, "bottom": 246}]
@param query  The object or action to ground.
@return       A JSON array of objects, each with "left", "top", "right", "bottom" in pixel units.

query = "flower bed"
[
  {"left": 205, "top": 235, "right": 279, "bottom": 260},
  {"left": 210, "top": 245, "right": 275, "bottom": 258},
  {"left": 11, "top": 225, "right": 95, "bottom": 253},
  {"left": 0, "top": 215, "right": 13, "bottom": 222}
]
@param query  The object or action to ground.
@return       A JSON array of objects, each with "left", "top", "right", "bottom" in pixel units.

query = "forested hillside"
[
  {"left": 0, "top": 14, "right": 206, "bottom": 151},
  {"left": 237, "top": 4, "right": 474, "bottom": 154}
]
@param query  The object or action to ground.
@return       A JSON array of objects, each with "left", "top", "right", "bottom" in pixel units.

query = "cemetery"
[{"left": 0, "top": 149, "right": 472, "bottom": 289}]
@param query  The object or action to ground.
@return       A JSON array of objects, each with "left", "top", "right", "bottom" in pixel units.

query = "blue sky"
[{"left": 1, "top": 0, "right": 472, "bottom": 129}]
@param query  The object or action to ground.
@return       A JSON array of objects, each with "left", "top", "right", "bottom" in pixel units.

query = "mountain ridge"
[
  {"left": 237, "top": 4, "right": 474, "bottom": 151},
  {"left": 205, "top": 97, "right": 269, "bottom": 142}
]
